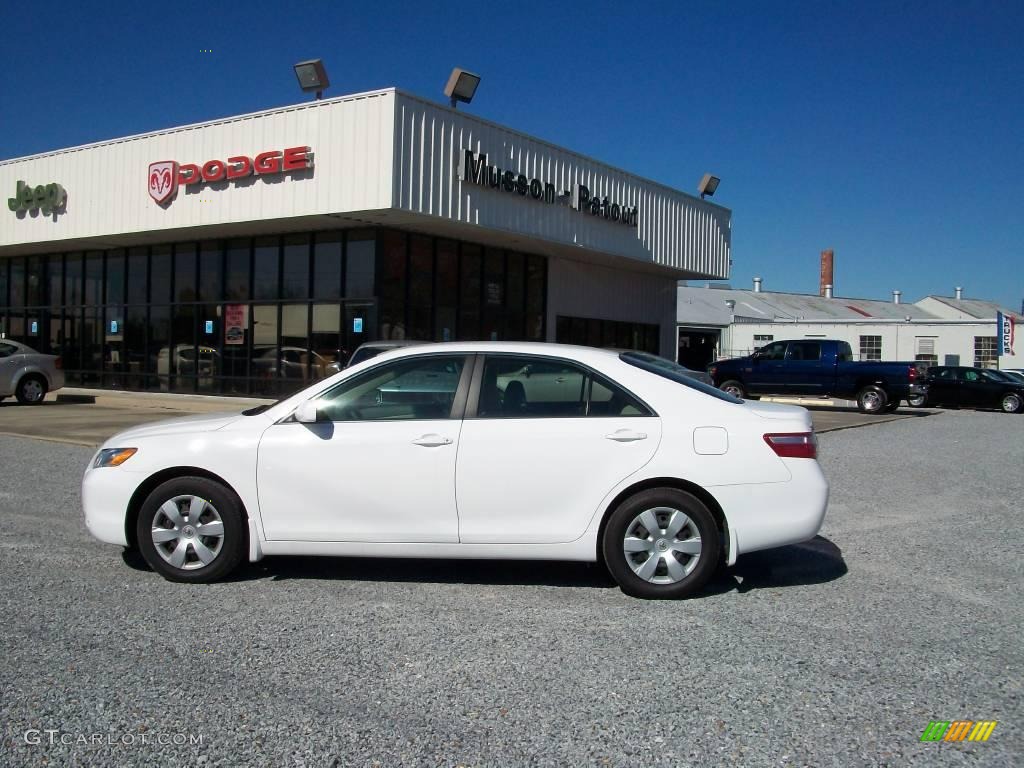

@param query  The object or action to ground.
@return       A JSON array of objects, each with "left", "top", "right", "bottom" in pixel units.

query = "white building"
[
  {"left": 1, "top": 87, "right": 731, "bottom": 396},
  {"left": 676, "top": 281, "right": 1020, "bottom": 372}
]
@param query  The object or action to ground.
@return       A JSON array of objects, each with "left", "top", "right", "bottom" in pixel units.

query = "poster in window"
[{"left": 224, "top": 304, "right": 248, "bottom": 345}]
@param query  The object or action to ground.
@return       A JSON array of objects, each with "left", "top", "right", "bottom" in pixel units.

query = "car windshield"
[
  {"left": 620, "top": 352, "right": 742, "bottom": 403},
  {"left": 348, "top": 347, "right": 385, "bottom": 367},
  {"left": 981, "top": 369, "right": 1012, "bottom": 382}
]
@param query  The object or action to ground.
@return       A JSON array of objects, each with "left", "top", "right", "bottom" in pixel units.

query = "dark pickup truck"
[{"left": 707, "top": 339, "right": 927, "bottom": 413}]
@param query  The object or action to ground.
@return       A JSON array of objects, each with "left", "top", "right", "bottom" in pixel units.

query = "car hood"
[
  {"left": 105, "top": 411, "right": 244, "bottom": 443},
  {"left": 742, "top": 400, "right": 813, "bottom": 426}
]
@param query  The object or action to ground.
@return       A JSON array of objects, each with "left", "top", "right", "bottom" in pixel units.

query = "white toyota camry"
[{"left": 82, "top": 343, "right": 828, "bottom": 599}]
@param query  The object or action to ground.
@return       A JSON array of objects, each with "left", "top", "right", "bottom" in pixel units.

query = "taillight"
[
  {"left": 908, "top": 365, "right": 917, "bottom": 382},
  {"left": 54, "top": 357, "right": 62, "bottom": 370},
  {"left": 763, "top": 432, "right": 817, "bottom": 459}
]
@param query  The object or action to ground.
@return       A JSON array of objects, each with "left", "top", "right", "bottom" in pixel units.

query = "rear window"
[{"left": 620, "top": 352, "right": 742, "bottom": 403}]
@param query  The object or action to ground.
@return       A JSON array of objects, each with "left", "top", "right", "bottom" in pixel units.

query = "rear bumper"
[{"left": 711, "top": 459, "right": 829, "bottom": 557}]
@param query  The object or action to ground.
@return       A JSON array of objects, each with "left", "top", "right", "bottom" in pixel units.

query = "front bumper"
[{"left": 81, "top": 464, "right": 140, "bottom": 547}]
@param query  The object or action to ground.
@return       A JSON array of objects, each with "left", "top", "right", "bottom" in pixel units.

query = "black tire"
[
  {"left": 907, "top": 394, "right": 927, "bottom": 408},
  {"left": 719, "top": 380, "right": 747, "bottom": 399},
  {"left": 136, "top": 476, "right": 246, "bottom": 583},
  {"left": 856, "top": 385, "right": 887, "bottom": 414},
  {"left": 602, "top": 488, "right": 721, "bottom": 599},
  {"left": 1001, "top": 392, "right": 1023, "bottom": 414},
  {"left": 15, "top": 374, "right": 47, "bottom": 405},
  {"left": 882, "top": 399, "right": 901, "bottom": 413}
]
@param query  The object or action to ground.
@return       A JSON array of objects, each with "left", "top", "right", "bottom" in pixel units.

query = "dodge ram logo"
[{"left": 148, "top": 161, "right": 178, "bottom": 205}]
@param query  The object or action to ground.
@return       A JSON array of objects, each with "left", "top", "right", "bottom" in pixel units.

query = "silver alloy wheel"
[
  {"left": 723, "top": 384, "right": 743, "bottom": 398},
  {"left": 151, "top": 495, "right": 225, "bottom": 570},
  {"left": 1003, "top": 394, "right": 1021, "bottom": 413},
  {"left": 861, "top": 390, "right": 883, "bottom": 412},
  {"left": 622, "top": 506, "right": 702, "bottom": 584},
  {"left": 21, "top": 378, "right": 44, "bottom": 403},
  {"left": 908, "top": 394, "right": 926, "bottom": 407}
]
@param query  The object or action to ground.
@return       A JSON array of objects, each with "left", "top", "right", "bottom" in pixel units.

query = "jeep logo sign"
[
  {"left": 8, "top": 180, "right": 67, "bottom": 215},
  {"left": 149, "top": 146, "right": 312, "bottom": 205}
]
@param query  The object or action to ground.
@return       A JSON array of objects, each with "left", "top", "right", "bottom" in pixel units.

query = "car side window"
[
  {"left": 316, "top": 355, "right": 466, "bottom": 421},
  {"left": 477, "top": 355, "right": 650, "bottom": 418},
  {"left": 936, "top": 368, "right": 955, "bottom": 380},
  {"left": 0, "top": 343, "right": 17, "bottom": 358},
  {"left": 759, "top": 342, "right": 786, "bottom": 361},
  {"left": 964, "top": 370, "right": 980, "bottom": 382},
  {"left": 787, "top": 342, "right": 821, "bottom": 361}
]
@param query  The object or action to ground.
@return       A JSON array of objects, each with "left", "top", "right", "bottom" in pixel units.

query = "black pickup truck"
[{"left": 707, "top": 339, "right": 927, "bottom": 413}]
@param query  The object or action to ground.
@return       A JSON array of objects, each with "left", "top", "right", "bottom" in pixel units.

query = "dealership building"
[{"left": 0, "top": 88, "right": 731, "bottom": 396}]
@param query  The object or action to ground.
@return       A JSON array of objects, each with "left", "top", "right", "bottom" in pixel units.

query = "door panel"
[
  {"left": 256, "top": 353, "right": 469, "bottom": 542},
  {"left": 457, "top": 354, "right": 660, "bottom": 544},
  {"left": 746, "top": 341, "right": 788, "bottom": 393},
  {"left": 257, "top": 419, "right": 460, "bottom": 542}
]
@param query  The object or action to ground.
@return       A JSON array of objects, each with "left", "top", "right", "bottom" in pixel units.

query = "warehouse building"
[
  {"left": 1, "top": 87, "right": 731, "bottom": 396},
  {"left": 677, "top": 280, "right": 1019, "bottom": 372}
]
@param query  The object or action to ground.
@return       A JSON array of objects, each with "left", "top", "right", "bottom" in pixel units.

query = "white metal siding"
[
  {"left": 0, "top": 92, "right": 395, "bottom": 249},
  {"left": 393, "top": 93, "right": 730, "bottom": 278},
  {"left": 548, "top": 257, "right": 678, "bottom": 356}
]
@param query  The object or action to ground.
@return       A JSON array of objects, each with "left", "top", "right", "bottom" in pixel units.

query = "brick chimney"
[{"left": 819, "top": 249, "right": 834, "bottom": 297}]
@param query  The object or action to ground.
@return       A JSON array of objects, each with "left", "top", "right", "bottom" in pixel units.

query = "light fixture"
[
  {"left": 293, "top": 59, "right": 330, "bottom": 100},
  {"left": 698, "top": 173, "right": 720, "bottom": 199},
  {"left": 444, "top": 67, "right": 481, "bottom": 108}
]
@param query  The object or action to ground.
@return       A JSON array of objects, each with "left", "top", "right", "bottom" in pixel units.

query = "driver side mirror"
[{"left": 293, "top": 401, "right": 321, "bottom": 424}]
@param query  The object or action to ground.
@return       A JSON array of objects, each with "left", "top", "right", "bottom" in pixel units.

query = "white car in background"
[
  {"left": 0, "top": 340, "right": 65, "bottom": 404},
  {"left": 82, "top": 342, "right": 829, "bottom": 599}
]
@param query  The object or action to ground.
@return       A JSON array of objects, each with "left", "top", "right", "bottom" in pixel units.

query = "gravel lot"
[{"left": 0, "top": 410, "right": 1020, "bottom": 767}]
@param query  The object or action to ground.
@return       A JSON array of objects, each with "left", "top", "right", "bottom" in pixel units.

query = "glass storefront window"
[
  {"left": 150, "top": 246, "right": 171, "bottom": 305},
  {"left": 282, "top": 234, "right": 310, "bottom": 300},
  {"left": 106, "top": 250, "right": 125, "bottom": 306},
  {"left": 48, "top": 254, "right": 64, "bottom": 309},
  {"left": 225, "top": 239, "right": 250, "bottom": 301},
  {"left": 199, "top": 241, "right": 222, "bottom": 303},
  {"left": 345, "top": 231, "right": 375, "bottom": 298},
  {"left": 126, "top": 247, "right": 148, "bottom": 305},
  {"left": 174, "top": 244, "right": 197, "bottom": 303},
  {"left": 378, "top": 230, "right": 406, "bottom": 340},
  {"left": 253, "top": 237, "right": 279, "bottom": 300},
  {"left": 313, "top": 232, "right": 342, "bottom": 300},
  {"left": 1, "top": 226, "right": 548, "bottom": 393}
]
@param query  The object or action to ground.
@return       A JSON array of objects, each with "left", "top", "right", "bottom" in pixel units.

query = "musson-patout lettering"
[{"left": 458, "top": 149, "right": 639, "bottom": 227}]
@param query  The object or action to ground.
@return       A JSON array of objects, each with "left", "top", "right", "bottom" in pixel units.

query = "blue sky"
[{"left": 2, "top": 0, "right": 1021, "bottom": 310}]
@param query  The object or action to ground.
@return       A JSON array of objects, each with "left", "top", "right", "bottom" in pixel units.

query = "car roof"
[{"left": 365, "top": 341, "right": 625, "bottom": 363}]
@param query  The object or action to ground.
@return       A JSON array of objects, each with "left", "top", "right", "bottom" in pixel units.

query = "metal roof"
[
  {"left": 678, "top": 286, "right": 935, "bottom": 325},
  {"left": 919, "top": 295, "right": 1020, "bottom": 320}
]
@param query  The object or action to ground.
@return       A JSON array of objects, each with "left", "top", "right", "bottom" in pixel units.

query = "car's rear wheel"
[
  {"left": 719, "top": 380, "right": 746, "bottom": 399},
  {"left": 907, "top": 393, "right": 927, "bottom": 407},
  {"left": 602, "top": 488, "right": 721, "bottom": 599},
  {"left": 856, "top": 385, "right": 887, "bottom": 414},
  {"left": 1002, "top": 393, "right": 1023, "bottom": 413},
  {"left": 136, "top": 477, "right": 246, "bottom": 583},
  {"left": 15, "top": 375, "right": 46, "bottom": 405}
]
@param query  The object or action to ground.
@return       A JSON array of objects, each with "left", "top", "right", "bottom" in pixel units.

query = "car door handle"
[
  {"left": 605, "top": 429, "right": 647, "bottom": 442},
  {"left": 412, "top": 434, "right": 453, "bottom": 447}
]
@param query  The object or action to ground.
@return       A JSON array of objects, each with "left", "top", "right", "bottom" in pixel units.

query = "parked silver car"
[{"left": 0, "top": 340, "right": 65, "bottom": 404}]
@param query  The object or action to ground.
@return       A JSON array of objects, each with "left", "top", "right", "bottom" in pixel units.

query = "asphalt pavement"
[{"left": 0, "top": 410, "right": 1020, "bottom": 766}]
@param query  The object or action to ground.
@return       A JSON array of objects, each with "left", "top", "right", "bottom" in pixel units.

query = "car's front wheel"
[
  {"left": 907, "top": 393, "right": 927, "bottom": 407},
  {"left": 136, "top": 476, "right": 246, "bottom": 583},
  {"left": 719, "top": 380, "right": 746, "bottom": 399},
  {"left": 602, "top": 488, "right": 721, "bottom": 599},
  {"left": 1002, "top": 393, "right": 1023, "bottom": 414}
]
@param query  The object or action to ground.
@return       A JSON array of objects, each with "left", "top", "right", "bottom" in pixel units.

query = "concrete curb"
[{"left": 47, "top": 387, "right": 274, "bottom": 411}]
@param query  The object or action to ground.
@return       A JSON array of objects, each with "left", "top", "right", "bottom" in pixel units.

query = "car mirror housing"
[{"left": 294, "top": 401, "right": 320, "bottom": 423}]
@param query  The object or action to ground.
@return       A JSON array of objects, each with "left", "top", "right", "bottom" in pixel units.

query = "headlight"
[{"left": 93, "top": 448, "right": 138, "bottom": 468}]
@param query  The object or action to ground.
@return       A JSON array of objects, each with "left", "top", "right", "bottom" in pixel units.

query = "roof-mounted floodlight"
[
  {"left": 294, "top": 59, "right": 330, "bottom": 100},
  {"left": 698, "top": 173, "right": 720, "bottom": 199},
  {"left": 444, "top": 68, "right": 481, "bottom": 109}
]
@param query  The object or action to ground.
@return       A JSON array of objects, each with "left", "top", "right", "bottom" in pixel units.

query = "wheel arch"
[
  {"left": 595, "top": 477, "right": 729, "bottom": 565},
  {"left": 125, "top": 466, "right": 251, "bottom": 551}
]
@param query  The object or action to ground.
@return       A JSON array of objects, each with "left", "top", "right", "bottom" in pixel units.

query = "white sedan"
[{"left": 82, "top": 343, "right": 828, "bottom": 598}]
